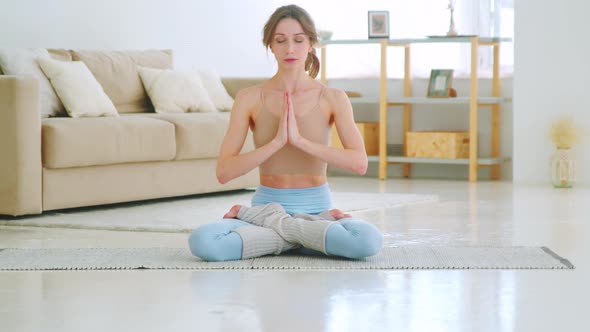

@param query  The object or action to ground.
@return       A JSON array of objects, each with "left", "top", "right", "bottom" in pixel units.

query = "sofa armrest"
[{"left": 0, "top": 75, "right": 42, "bottom": 216}]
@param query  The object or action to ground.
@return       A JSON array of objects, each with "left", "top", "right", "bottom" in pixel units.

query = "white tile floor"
[{"left": 1, "top": 177, "right": 589, "bottom": 332}]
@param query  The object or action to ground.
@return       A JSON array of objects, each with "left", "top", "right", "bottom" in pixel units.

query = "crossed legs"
[{"left": 188, "top": 203, "right": 383, "bottom": 261}]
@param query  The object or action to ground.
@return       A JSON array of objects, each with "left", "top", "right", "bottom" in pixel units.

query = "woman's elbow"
[
  {"left": 216, "top": 173, "right": 227, "bottom": 184},
  {"left": 353, "top": 164, "right": 368, "bottom": 175},
  {"left": 216, "top": 167, "right": 230, "bottom": 184},
  {"left": 217, "top": 175, "right": 228, "bottom": 184},
  {"left": 352, "top": 156, "right": 368, "bottom": 175}
]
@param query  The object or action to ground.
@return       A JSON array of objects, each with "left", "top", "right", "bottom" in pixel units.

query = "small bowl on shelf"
[{"left": 317, "top": 30, "right": 333, "bottom": 43}]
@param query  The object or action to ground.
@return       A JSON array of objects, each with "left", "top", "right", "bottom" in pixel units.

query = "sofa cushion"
[
  {"left": 37, "top": 58, "right": 119, "bottom": 118},
  {"left": 42, "top": 117, "right": 176, "bottom": 169},
  {"left": 47, "top": 49, "right": 73, "bottom": 62},
  {"left": 127, "top": 113, "right": 233, "bottom": 160},
  {"left": 71, "top": 49, "right": 173, "bottom": 114}
]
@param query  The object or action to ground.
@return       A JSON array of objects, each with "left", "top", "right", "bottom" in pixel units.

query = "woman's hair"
[{"left": 262, "top": 4, "right": 320, "bottom": 79}]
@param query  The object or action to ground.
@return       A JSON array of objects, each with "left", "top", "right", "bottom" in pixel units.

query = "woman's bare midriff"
[{"left": 259, "top": 174, "right": 327, "bottom": 188}]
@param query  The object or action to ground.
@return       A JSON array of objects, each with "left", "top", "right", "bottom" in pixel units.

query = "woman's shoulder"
[
  {"left": 234, "top": 84, "right": 264, "bottom": 109},
  {"left": 316, "top": 84, "right": 353, "bottom": 115},
  {"left": 236, "top": 83, "right": 263, "bottom": 99},
  {"left": 319, "top": 85, "right": 349, "bottom": 103}
]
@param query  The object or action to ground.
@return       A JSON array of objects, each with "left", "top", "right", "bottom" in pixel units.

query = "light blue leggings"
[{"left": 188, "top": 183, "right": 383, "bottom": 261}]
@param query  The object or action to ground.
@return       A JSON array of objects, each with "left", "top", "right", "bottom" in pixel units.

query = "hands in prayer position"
[{"left": 274, "top": 91, "right": 303, "bottom": 149}]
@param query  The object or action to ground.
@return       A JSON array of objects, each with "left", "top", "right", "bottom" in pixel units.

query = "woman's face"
[{"left": 270, "top": 18, "right": 311, "bottom": 70}]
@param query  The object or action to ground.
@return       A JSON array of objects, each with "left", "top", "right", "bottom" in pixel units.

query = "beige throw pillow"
[
  {"left": 0, "top": 48, "right": 66, "bottom": 117},
  {"left": 198, "top": 69, "right": 234, "bottom": 111},
  {"left": 138, "top": 67, "right": 217, "bottom": 113},
  {"left": 37, "top": 58, "right": 118, "bottom": 118}
]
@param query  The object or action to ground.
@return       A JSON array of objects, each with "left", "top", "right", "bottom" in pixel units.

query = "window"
[
  {"left": 494, "top": 0, "right": 514, "bottom": 71},
  {"left": 301, "top": 0, "right": 513, "bottom": 78}
]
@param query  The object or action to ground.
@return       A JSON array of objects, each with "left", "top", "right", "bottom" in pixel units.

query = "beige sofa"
[{"left": 0, "top": 49, "right": 260, "bottom": 216}]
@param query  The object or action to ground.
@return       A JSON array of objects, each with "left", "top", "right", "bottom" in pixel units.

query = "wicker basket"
[{"left": 406, "top": 131, "right": 470, "bottom": 159}]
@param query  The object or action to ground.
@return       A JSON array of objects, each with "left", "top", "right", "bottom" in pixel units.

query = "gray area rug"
[{"left": 0, "top": 246, "right": 574, "bottom": 271}]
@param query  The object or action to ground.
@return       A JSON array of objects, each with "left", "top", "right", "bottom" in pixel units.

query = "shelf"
[
  {"left": 368, "top": 156, "right": 507, "bottom": 165},
  {"left": 320, "top": 37, "right": 511, "bottom": 181},
  {"left": 349, "top": 96, "right": 511, "bottom": 105},
  {"left": 320, "top": 37, "right": 512, "bottom": 46}
]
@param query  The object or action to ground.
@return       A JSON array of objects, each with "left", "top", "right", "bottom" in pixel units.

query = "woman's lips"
[{"left": 284, "top": 58, "right": 297, "bottom": 63}]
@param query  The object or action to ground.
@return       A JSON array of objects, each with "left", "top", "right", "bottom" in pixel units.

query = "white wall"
[
  {"left": 0, "top": 0, "right": 282, "bottom": 76},
  {"left": 514, "top": 0, "right": 590, "bottom": 185}
]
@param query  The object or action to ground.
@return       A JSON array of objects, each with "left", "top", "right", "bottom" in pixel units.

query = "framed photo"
[
  {"left": 368, "top": 11, "right": 389, "bottom": 39},
  {"left": 427, "top": 69, "right": 454, "bottom": 98}
]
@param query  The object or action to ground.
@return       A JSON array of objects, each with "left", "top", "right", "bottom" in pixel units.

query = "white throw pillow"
[
  {"left": 137, "top": 67, "right": 217, "bottom": 114},
  {"left": 37, "top": 58, "right": 118, "bottom": 118},
  {"left": 198, "top": 69, "right": 234, "bottom": 111},
  {"left": 0, "top": 48, "right": 66, "bottom": 117}
]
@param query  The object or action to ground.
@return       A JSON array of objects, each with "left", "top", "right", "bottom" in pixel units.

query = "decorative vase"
[
  {"left": 550, "top": 148, "right": 576, "bottom": 188},
  {"left": 447, "top": 9, "right": 458, "bottom": 36}
]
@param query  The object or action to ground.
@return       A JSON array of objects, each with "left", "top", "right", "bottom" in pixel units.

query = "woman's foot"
[
  {"left": 223, "top": 204, "right": 243, "bottom": 219},
  {"left": 329, "top": 209, "right": 352, "bottom": 220}
]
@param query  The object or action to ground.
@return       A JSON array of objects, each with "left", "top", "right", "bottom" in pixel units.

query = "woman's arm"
[
  {"left": 288, "top": 89, "right": 368, "bottom": 175},
  {"left": 216, "top": 88, "right": 287, "bottom": 184}
]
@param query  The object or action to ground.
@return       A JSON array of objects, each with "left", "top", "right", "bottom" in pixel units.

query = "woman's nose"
[{"left": 287, "top": 41, "right": 295, "bottom": 53}]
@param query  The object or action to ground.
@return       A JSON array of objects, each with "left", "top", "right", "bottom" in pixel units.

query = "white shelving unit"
[{"left": 319, "top": 36, "right": 512, "bottom": 182}]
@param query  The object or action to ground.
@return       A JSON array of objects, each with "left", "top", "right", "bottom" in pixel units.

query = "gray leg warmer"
[
  {"left": 237, "top": 203, "right": 337, "bottom": 254},
  {"left": 232, "top": 225, "right": 300, "bottom": 260},
  {"left": 293, "top": 210, "right": 336, "bottom": 221}
]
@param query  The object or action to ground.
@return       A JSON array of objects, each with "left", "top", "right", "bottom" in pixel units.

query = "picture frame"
[
  {"left": 368, "top": 11, "right": 389, "bottom": 39},
  {"left": 427, "top": 69, "right": 454, "bottom": 98}
]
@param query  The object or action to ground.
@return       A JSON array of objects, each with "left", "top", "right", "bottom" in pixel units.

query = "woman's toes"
[{"left": 223, "top": 205, "right": 242, "bottom": 219}]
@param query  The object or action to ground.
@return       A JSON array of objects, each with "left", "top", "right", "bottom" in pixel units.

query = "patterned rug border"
[{"left": 0, "top": 246, "right": 574, "bottom": 271}]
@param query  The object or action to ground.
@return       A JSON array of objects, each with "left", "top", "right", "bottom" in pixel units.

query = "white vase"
[{"left": 550, "top": 148, "right": 576, "bottom": 188}]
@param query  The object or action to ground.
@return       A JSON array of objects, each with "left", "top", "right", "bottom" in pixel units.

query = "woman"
[{"left": 189, "top": 4, "right": 383, "bottom": 261}]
